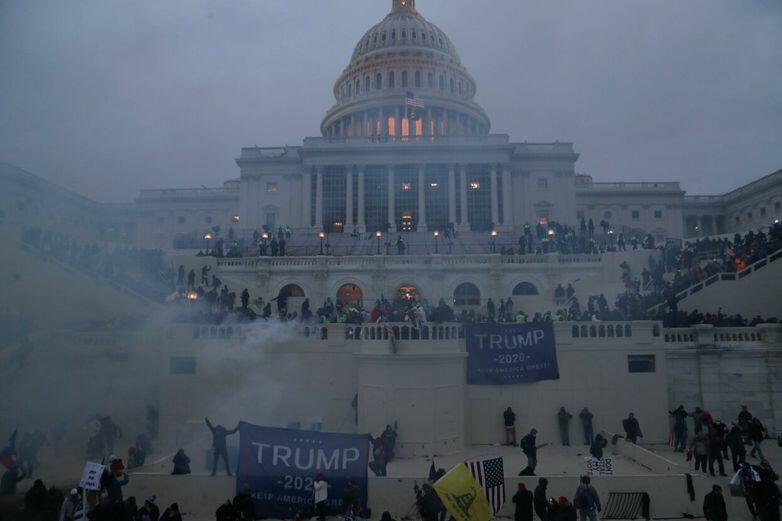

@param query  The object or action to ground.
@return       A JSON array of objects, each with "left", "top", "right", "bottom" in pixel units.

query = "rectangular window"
[
  {"left": 654, "top": 210, "right": 662, "bottom": 219},
  {"left": 322, "top": 166, "right": 347, "bottom": 233},
  {"left": 425, "top": 167, "right": 449, "bottom": 231},
  {"left": 537, "top": 178, "right": 548, "bottom": 190},
  {"left": 364, "top": 167, "right": 388, "bottom": 233},
  {"left": 266, "top": 183, "right": 278, "bottom": 193},
  {"left": 628, "top": 355, "right": 656, "bottom": 373},
  {"left": 760, "top": 207, "right": 766, "bottom": 217},
  {"left": 428, "top": 72, "right": 434, "bottom": 88},
  {"left": 170, "top": 356, "right": 197, "bottom": 375},
  {"left": 632, "top": 210, "right": 640, "bottom": 219},
  {"left": 265, "top": 213, "right": 276, "bottom": 229}
]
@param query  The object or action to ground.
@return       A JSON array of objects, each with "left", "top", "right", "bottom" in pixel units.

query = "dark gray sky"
[{"left": 1, "top": 0, "right": 780, "bottom": 202}]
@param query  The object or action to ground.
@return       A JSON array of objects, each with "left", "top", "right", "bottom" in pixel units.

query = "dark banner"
[
  {"left": 465, "top": 323, "right": 559, "bottom": 385},
  {"left": 236, "top": 422, "right": 370, "bottom": 519}
]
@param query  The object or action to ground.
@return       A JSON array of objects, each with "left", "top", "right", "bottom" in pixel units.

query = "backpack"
[
  {"left": 575, "top": 486, "right": 595, "bottom": 510},
  {"left": 520, "top": 435, "right": 534, "bottom": 453}
]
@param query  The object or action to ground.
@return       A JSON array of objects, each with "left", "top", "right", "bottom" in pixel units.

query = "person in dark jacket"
[
  {"left": 579, "top": 408, "right": 594, "bottom": 446},
  {"left": 104, "top": 466, "right": 129, "bottom": 505},
  {"left": 24, "top": 479, "right": 47, "bottom": 511},
  {"left": 703, "top": 485, "right": 727, "bottom": 521},
  {"left": 691, "top": 433, "right": 709, "bottom": 473},
  {"left": 622, "top": 413, "right": 642, "bottom": 443},
  {"left": 205, "top": 418, "right": 239, "bottom": 476},
  {"left": 233, "top": 484, "right": 255, "bottom": 520},
  {"left": 504, "top": 407, "right": 517, "bottom": 446},
  {"left": 558, "top": 408, "right": 573, "bottom": 446},
  {"left": 748, "top": 418, "right": 767, "bottom": 460},
  {"left": 726, "top": 425, "right": 746, "bottom": 471},
  {"left": 512, "top": 482, "right": 534, "bottom": 521},
  {"left": 554, "top": 497, "right": 577, "bottom": 521},
  {"left": 753, "top": 479, "right": 780, "bottom": 521},
  {"left": 519, "top": 429, "right": 538, "bottom": 475},
  {"left": 0, "top": 466, "right": 24, "bottom": 496},
  {"left": 171, "top": 449, "right": 191, "bottom": 475},
  {"left": 215, "top": 500, "right": 236, "bottom": 521},
  {"left": 590, "top": 434, "right": 608, "bottom": 459},
  {"left": 708, "top": 429, "right": 727, "bottom": 477},
  {"left": 533, "top": 478, "right": 549, "bottom": 521},
  {"left": 160, "top": 503, "right": 182, "bottom": 521},
  {"left": 669, "top": 405, "right": 689, "bottom": 452},
  {"left": 139, "top": 496, "right": 160, "bottom": 521}
]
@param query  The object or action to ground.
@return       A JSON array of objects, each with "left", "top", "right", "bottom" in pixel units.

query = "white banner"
[
  {"left": 584, "top": 457, "right": 614, "bottom": 476},
  {"left": 78, "top": 462, "right": 105, "bottom": 491}
]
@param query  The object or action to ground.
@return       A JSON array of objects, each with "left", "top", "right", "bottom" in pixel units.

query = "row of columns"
[
  {"left": 325, "top": 107, "right": 486, "bottom": 139},
  {"left": 302, "top": 164, "right": 512, "bottom": 232}
]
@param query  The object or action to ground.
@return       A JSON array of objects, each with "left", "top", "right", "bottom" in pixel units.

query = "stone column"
[
  {"left": 490, "top": 164, "right": 499, "bottom": 226},
  {"left": 357, "top": 167, "right": 366, "bottom": 233},
  {"left": 448, "top": 165, "right": 457, "bottom": 225},
  {"left": 459, "top": 165, "right": 469, "bottom": 231},
  {"left": 315, "top": 166, "right": 323, "bottom": 229},
  {"left": 345, "top": 168, "right": 354, "bottom": 232},
  {"left": 387, "top": 165, "right": 396, "bottom": 231},
  {"left": 417, "top": 164, "right": 427, "bottom": 232},
  {"left": 302, "top": 171, "right": 312, "bottom": 228},
  {"left": 502, "top": 164, "right": 512, "bottom": 227}
]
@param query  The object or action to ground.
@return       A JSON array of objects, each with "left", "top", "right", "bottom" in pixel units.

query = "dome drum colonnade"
[{"left": 306, "top": 0, "right": 504, "bottom": 234}]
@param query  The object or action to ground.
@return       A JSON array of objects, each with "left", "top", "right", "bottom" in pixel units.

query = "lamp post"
[
  {"left": 319, "top": 231, "right": 326, "bottom": 256},
  {"left": 203, "top": 232, "right": 213, "bottom": 255},
  {"left": 260, "top": 231, "right": 269, "bottom": 256},
  {"left": 375, "top": 230, "right": 382, "bottom": 255},
  {"left": 607, "top": 228, "right": 615, "bottom": 249},
  {"left": 490, "top": 229, "right": 498, "bottom": 253},
  {"left": 433, "top": 230, "right": 440, "bottom": 254}
]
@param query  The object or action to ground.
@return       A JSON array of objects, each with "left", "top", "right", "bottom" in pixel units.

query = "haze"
[{"left": 1, "top": 0, "right": 780, "bottom": 202}]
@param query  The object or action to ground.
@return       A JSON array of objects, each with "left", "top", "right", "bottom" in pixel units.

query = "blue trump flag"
[
  {"left": 465, "top": 323, "right": 559, "bottom": 384},
  {"left": 236, "top": 422, "right": 371, "bottom": 519}
]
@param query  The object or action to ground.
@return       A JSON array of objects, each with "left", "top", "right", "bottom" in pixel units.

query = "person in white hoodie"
[{"left": 313, "top": 473, "right": 329, "bottom": 521}]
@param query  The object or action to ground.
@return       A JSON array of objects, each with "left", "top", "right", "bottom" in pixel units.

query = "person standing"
[
  {"left": 708, "top": 428, "right": 727, "bottom": 477},
  {"left": 753, "top": 478, "right": 780, "bottom": 521},
  {"left": 519, "top": 429, "right": 538, "bottom": 476},
  {"left": 749, "top": 418, "right": 767, "bottom": 460},
  {"left": 703, "top": 485, "right": 727, "bottom": 521},
  {"left": 622, "top": 413, "right": 642, "bottom": 444},
  {"left": 558, "top": 408, "right": 573, "bottom": 446},
  {"left": 726, "top": 424, "right": 746, "bottom": 471},
  {"left": 691, "top": 433, "right": 709, "bottom": 473},
  {"left": 205, "top": 418, "right": 239, "bottom": 476},
  {"left": 313, "top": 473, "right": 329, "bottom": 521},
  {"left": 534, "top": 478, "right": 550, "bottom": 521},
  {"left": 579, "top": 408, "right": 594, "bottom": 446},
  {"left": 590, "top": 434, "right": 607, "bottom": 460},
  {"left": 669, "top": 405, "right": 689, "bottom": 452},
  {"left": 512, "top": 482, "right": 534, "bottom": 521},
  {"left": 573, "top": 476, "right": 601, "bottom": 521},
  {"left": 504, "top": 407, "right": 517, "bottom": 446}
]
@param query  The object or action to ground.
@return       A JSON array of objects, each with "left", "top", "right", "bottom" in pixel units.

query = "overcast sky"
[{"left": 1, "top": 0, "right": 780, "bottom": 202}]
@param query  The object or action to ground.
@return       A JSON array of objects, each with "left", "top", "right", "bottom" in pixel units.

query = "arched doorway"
[
  {"left": 337, "top": 284, "right": 363, "bottom": 307},
  {"left": 396, "top": 285, "right": 420, "bottom": 301},
  {"left": 277, "top": 284, "right": 306, "bottom": 315},
  {"left": 453, "top": 282, "right": 481, "bottom": 306},
  {"left": 512, "top": 282, "right": 539, "bottom": 296}
]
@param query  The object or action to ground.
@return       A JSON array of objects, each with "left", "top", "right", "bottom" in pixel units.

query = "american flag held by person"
[{"left": 465, "top": 456, "right": 506, "bottom": 515}]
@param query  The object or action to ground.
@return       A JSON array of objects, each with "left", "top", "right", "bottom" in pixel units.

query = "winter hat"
[
  {"left": 558, "top": 496, "right": 568, "bottom": 507},
  {"left": 518, "top": 483, "right": 526, "bottom": 490},
  {"left": 70, "top": 489, "right": 78, "bottom": 496}
]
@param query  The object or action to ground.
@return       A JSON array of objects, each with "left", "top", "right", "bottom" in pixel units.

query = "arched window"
[
  {"left": 454, "top": 282, "right": 481, "bottom": 306},
  {"left": 512, "top": 282, "right": 539, "bottom": 296},
  {"left": 450, "top": 78, "right": 454, "bottom": 92},
  {"left": 459, "top": 80, "right": 463, "bottom": 94},
  {"left": 401, "top": 71, "right": 408, "bottom": 87},
  {"left": 337, "top": 284, "right": 363, "bottom": 307},
  {"left": 279, "top": 284, "right": 305, "bottom": 298},
  {"left": 439, "top": 75, "right": 445, "bottom": 90},
  {"left": 391, "top": 30, "right": 396, "bottom": 40},
  {"left": 389, "top": 71, "right": 395, "bottom": 88},
  {"left": 364, "top": 75, "right": 370, "bottom": 92},
  {"left": 415, "top": 71, "right": 421, "bottom": 88},
  {"left": 348, "top": 83, "right": 352, "bottom": 97},
  {"left": 376, "top": 73, "right": 382, "bottom": 90},
  {"left": 388, "top": 116, "right": 396, "bottom": 136},
  {"left": 356, "top": 79, "right": 360, "bottom": 93},
  {"left": 427, "top": 72, "right": 434, "bottom": 88}
]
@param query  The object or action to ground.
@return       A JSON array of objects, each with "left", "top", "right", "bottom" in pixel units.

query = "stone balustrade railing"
[
  {"left": 663, "top": 324, "right": 782, "bottom": 346},
  {"left": 216, "top": 252, "right": 604, "bottom": 270}
]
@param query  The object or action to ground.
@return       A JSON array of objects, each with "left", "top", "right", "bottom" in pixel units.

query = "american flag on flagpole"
[
  {"left": 466, "top": 456, "right": 506, "bottom": 515},
  {"left": 405, "top": 90, "right": 425, "bottom": 108}
]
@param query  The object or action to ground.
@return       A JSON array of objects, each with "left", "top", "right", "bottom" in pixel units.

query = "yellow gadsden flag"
[{"left": 433, "top": 463, "right": 491, "bottom": 521}]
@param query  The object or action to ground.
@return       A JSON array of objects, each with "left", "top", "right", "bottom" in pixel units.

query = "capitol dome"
[{"left": 321, "top": 0, "right": 490, "bottom": 139}]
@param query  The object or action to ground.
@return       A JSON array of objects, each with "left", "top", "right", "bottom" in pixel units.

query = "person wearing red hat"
[
  {"left": 512, "top": 482, "right": 533, "bottom": 521},
  {"left": 555, "top": 497, "right": 577, "bottom": 521}
]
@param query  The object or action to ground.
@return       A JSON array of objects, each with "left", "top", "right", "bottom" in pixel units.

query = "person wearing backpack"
[
  {"left": 518, "top": 429, "right": 538, "bottom": 476},
  {"left": 573, "top": 475, "right": 601, "bottom": 521}
]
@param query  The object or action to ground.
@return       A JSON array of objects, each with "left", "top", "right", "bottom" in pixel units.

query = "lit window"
[
  {"left": 401, "top": 182, "right": 412, "bottom": 190},
  {"left": 232, "top": 215, "right": 241, "bottom": 223},
  {"left": 388, "top": 116, "right": 397, "bottom": 136},
  {"left": 266, "top": 183, "right": 278, "bottom": 193},
  {"left": 401, "top": 117, "right": 410, "bottom": 137},
  {"left": 469, "top": 181, "right": 480, "bottom": 190},
  {"left": 415, "top": 118, "right": 423, "bottom": 136}
]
